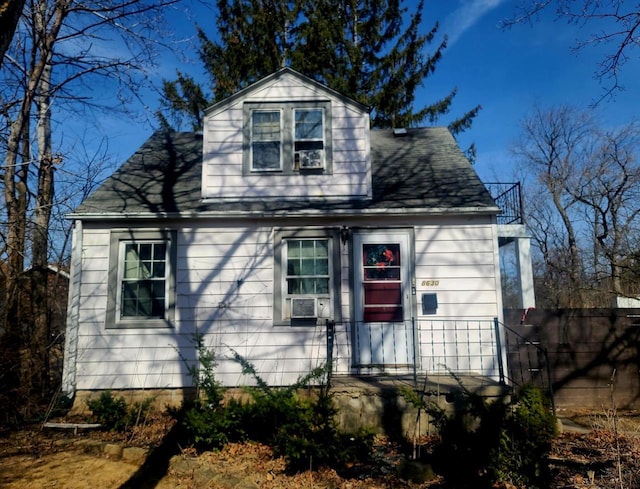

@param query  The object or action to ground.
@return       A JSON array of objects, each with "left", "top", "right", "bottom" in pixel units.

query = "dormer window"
[
  {"left": 251, "top": 110, "right": 282, "bottom": 171},
  {"left": 294, "top": 109, "right": 325, "bottom": 170},
  {"left": 244, "top": 101, "right": 332, "bottom": 175}
]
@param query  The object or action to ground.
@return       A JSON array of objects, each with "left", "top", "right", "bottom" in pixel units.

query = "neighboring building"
[{"left": 62, "top": 68, "right": 530, "bottom": 398}]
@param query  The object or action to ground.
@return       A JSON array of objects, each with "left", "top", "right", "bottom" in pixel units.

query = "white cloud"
[{"left": 443, "top": 0, "right": 506, "bottom": 46}]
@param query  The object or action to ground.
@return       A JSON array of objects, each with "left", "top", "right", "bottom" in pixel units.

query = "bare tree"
[
  {"left": 0, "top": 0, "right": 177, "bottom": 417},
  {"left": 515, "top": 105, "right": 594, "bottom": 306},
  {"left": 568, "top": 122, "right": 640, "bottom": 297},
  {"left": 515, "top": 105, "right": 640, "bottom": 307},
  {"left": 0, "top": 0, "right": 26, "bottom": 66},
  {"left": 502, "top": 1, "right": 640, "bottom": 100},
  {"left": 520, "top": 177, "right": 582, "bottom": 307}
]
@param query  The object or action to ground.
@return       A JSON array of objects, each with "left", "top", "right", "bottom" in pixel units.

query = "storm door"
[{"left": 353, "top": 232, "right": 414, "bottom": 370}]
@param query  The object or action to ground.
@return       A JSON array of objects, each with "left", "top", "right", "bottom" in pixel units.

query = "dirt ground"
[{"left": 1, "top": 411, "right": 640, "bottom": 489}]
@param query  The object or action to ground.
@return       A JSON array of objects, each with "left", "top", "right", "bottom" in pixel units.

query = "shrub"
[
  {"left": 177, "top": 345, "right": 374, "bottom": 473},
  {"left": 420, "top": 382, "right": 557, "bottom": 489},
  {"left": 181, "top": 333, "right": 226, "bottom": 407},
  {"left": 496, "top": 384, "right": 557, "bottom": 487},
  {"left": 86, "top": 391, "right": 154, "bottom": 433},
  {"left": 86, "top": 391, "right": 128, "bottom": 431},
  {"left": 177, "top": 334, "right": 230, "bottom": 449}
]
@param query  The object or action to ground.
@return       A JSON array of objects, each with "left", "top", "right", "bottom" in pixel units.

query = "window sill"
[{"left": 106, "top": 318, "right": 174, "bottom": 329}]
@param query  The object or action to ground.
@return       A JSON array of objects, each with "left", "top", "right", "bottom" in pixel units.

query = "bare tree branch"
[{"left": 501, "top": 1, "right": 640, "bottom": 101}]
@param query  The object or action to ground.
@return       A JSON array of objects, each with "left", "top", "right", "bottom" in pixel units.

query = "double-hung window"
[
  {"left": 120, "top": 242, "right": 167, "bottom": 318},
  {"left": 294, "top": 109, "right": 325, "bottom": 169},
  {"left": 251, "top": 110, "right": 282, "bottom": 171},
  {"left": 106, "top": 230, "right": 176, "bottom": 329},
  {"left": 286, "top": 239, "right": 330, "bottom": 296},
  {"left": 274, "top": 229, "right": 341, "bottom": 324},
  {"left": 244, "top": 101, "right": 332, "bottom": 174}
]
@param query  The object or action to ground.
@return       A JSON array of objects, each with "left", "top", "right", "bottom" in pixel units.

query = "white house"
[{"left": 62, "top": 68, "right": 528, "bottom": 401}]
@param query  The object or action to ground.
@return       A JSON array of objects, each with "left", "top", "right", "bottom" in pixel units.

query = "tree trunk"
[
  {"left": 31, "top": 52, "right": 55, "bottom": 399},
  {"left": 1, "top": 0, "right": 68, "bottom": 416},
  {"left": 0, "top": 0, "right": 27, "bottom": 68}
]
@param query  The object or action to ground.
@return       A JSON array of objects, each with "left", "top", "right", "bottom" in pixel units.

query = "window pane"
[
  {"left": 315, "top": 278, "right": 329, "bottom": 294},
  {"left": 287, "top": 278, "right": 300, "bottom": 295},
  {"left": 288, "top": 243, "right": 301, "bottom": 258},
  {"left": 316, "top": 260, "right": 328, "bottom": 275},
  {"left": 252, "top": 142, "right": 280, "bottom": 170},
  {"left": 124, "top": 245, "right": 139, "bottom": 278},
  {"left": 300, "top": 240, "right": 316, "bottom": 257},
  {"left": 299, "top": 278, "right": 315, "bottom": 294},
  {"left": 153, "top": 262, "right": 165, "bottom": 278},
  {"left": 301, "top": 258, "right": 315, "bottom": 275},
  {"left": 153, "top": 244, "right": 166, "bottom": 260},
  {"left": 253, "top": 111, "right": 280, "bottom": 140},
  {"left": 363, "top": 244, "right": 401, "bottom": 280},
  {"left": 287, "top": 259, "right": 300, "bottom": 276},
  {"left": 139, "top": 243, "right": 152, "bottom": 260},
  {"left": 315, "top": 240, "right": 328, "bottom": 257},
  {"left": 139, "top": 260, "right": 152, "bottom": 279},
  {"left": 295, "top": 109, "right": 323, "bottom": 140}
]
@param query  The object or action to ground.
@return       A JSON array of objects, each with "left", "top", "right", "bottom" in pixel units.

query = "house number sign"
[{"left": 420, "top": 280, "right": 440, "bottom": 287}]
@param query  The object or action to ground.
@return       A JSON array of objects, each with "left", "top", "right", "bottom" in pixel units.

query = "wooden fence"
[{"left": 504, "top": 309, "right": 640, "bottom": 410}]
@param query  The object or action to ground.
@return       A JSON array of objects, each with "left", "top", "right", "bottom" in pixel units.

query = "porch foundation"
[
  {"left": 329, "top": 374, "right": 510, "bottom": 437},
  {"left": 67, "top": 375, "right": 510, "bottom": 438}
]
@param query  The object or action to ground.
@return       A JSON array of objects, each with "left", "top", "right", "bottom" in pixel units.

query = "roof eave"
[{"left": 67, "top": 205, "right": 500, "bottom": 221}]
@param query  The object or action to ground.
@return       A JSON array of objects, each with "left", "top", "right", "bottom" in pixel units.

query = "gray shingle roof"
[{"left": 73, "top": 128, "right": 498, "bottom": 218}]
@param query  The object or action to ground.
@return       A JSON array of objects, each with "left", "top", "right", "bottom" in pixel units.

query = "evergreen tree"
[{"left": 159, "top": 0, "right": 480, "bottom": 138}]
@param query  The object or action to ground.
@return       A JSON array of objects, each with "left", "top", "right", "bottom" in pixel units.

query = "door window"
[{"left": 362, "top": 243, "right": 402, "bottom": 321}]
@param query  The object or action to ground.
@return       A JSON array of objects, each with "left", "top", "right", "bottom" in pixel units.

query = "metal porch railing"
[
  {"left": 485, "top": 182, "right": 524, "bottom": 225},
  {"left": 327, "top": 319, "right": 502, "bottom": 379},
  {"left": 326, "top": 318, "right": 555, "bottom": 410}
]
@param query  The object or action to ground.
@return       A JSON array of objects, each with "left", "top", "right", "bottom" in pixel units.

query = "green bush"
[
  {"left": 495, "top": 384, "right": 557, "bottom": 487},
  {"left": 177, "top": 345, "right": 374, "bottom": 473},
  {"left": 86, "top": 391, "right": 154, "bottom": 432},
  {"left": 424, "top": 382, "right": 557, "bottom": 488}
]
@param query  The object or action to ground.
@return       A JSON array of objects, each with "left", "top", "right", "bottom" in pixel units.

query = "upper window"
[
  {"left": 106, "top": 230, "right": 177, "bottom": 329},
  {"left": 251, "top": 110, "right": 282, "bottom": 171},
  {"left": 244, "top": 101, "right": 332, "bottom": 175},
  {"left": 294, "top": 109, "right": 325, "bottom": 170}
]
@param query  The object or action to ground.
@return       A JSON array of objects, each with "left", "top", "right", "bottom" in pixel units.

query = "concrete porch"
[{"left": 328, "top": 374, "right": 510, "bottom": 437}]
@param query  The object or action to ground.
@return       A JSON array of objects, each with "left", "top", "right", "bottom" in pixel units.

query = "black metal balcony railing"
[{"left": 484, "top": 182, "right": 523, "bottom": 225}]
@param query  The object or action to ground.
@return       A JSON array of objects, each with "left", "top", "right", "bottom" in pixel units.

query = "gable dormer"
[{"left": 201, "top": 68, "right": 372, "bottom": 202}]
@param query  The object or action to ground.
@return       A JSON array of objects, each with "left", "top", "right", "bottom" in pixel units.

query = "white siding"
[
  {"left": 413, "top": 221, "right": 503, "bottom": 377},
  {"left": 71, "top": 215, "right": 503, "bottom": 390},
  {"left": 202, "top": 73, "right": 371, "bottom": 201},
  {"left": 73, "top": 224, "right": 330, "bottom": 390}
]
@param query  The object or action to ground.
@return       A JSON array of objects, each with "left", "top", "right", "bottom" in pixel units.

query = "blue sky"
[
  {"left": 423, "top": 1, "right": 640, "bottom": 181},
  {"left": 103, "top": 0, "right": 640, "bottom": 184}
]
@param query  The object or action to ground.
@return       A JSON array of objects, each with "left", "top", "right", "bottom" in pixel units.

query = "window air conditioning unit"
[
  {"left": 290, "top": 298, "right": 317, "bottom": 319},
  {"left": 297, "top": 149, "right": 324, "bottom": 169},
  {"left": 290, "top": 298, "right": 331, "bottom": 319}
]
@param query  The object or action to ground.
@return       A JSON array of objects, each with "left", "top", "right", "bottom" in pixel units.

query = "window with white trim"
[
  {"left": 106, "top": 230, "right": 176, "bottom": 329},
  {"left": 294, "top": 108, "right": 325, "bottom": 169},
  {"left": 244, "top": 101, "right": 332, "bottom": 175},
  {"left": 286, "top": 238, "right": 330, "bottom": 293},
  {"left": 273, "top": 229, "right": 341, "bottom": 324},
  {"left": 251, "top": 110, "right": 282, "bottom": 171},
  {"left": 119, "top": 241, "right": 168, "bottom": 318}
]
